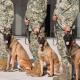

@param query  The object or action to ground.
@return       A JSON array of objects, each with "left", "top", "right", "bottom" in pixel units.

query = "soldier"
[
  {"left": 52, "top": 0, "right": 79, "bottom": 80},
  {"left": 0, "top": 0, "right": 14, "bottom": 70},
  {"left": 25, "top": 0, "right": 47, "bottom": 61}
]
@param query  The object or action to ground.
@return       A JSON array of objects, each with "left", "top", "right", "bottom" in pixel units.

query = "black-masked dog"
[
  {"left": 3, "top": 28, "right": 43, "bottom": 77},
  {"left": 3, "top": 28, "right": 32, "bottom": 71},
  {"left": 38, "top": 35, "right": 60, "bottom": 76},
  {"left": 64, "top": 31, "right": 80, "bottom": 80},
  {"left": 67, "top": 40, "right": 80, "bottom": 80}
]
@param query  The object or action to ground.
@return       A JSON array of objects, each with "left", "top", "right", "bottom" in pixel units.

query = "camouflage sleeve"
[
  {"left": 5, "top": 0, "right": 14, "bottom": 28},
  {"left": 0, "top": 0, "right": 14, "bottom": 30},
  {"left": 25, "top": 0, "right": 47, "bottom": 29},
  {"left": 53, "top": 0, "right": 79, "bottom": 28}
]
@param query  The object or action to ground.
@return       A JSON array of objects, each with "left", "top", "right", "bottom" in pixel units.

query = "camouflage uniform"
[
  {"left": 54, "top": 0, "right": 79, "bottom": 28},
  {"left": 25, "top": 0, "right": 47, "bottom": 60},
  {"left": 53, "top": 0, "right": 79, "bottom": 80},
  {"left": 0, "top": 0, "right": 14, "bottom": 29},
  {"left": 0, "top": 0, "right": 14, "bottom": 69}
]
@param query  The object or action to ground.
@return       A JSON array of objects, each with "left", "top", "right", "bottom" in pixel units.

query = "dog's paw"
[{"left": 47, "top": 70, "right": 53, "bottom": 77}]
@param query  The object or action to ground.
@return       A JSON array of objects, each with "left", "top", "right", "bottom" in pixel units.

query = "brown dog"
[
  {"left": 6, "top": 36, "right": 32, "bottom": 71},
  {"left": 2, "top": 28, "right": 44, "bottom": 76},
  {"left": 38, "top": 36, "right": 60, "bottom": 76},
  {"left": 69, "top": 41, "right": 80, "bottom": 80},
  {"left": 4, "top": 35, "right": 43, "bottom": 76}
]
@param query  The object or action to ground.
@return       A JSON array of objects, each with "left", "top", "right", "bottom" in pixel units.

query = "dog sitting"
[
  {"left": 3, "top": 28, "right": 44, "bottom": 76},
  {"left": 64, "top": 31, "right": 80, "bottom": 80},
  {"left": 9, "top": 36, "right": 32, "bottom": 71},
  {"left": 3, "top": 27, "right": 60, "bottom": 76},
  {"left": 3, "top": 29, "right": 32, "bottom": 71},
  {"left": 68, "top": 40, "right": 80, "bottom": 80},
  {"left": 38, "top": 36, "right": 60, "bottom": 76}
]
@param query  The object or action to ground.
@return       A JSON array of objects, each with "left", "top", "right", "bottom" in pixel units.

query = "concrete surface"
[{"left": 0, "top": 71, "right": 54, "bottom": 80}]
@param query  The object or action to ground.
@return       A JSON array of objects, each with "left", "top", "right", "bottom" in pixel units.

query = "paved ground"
[
  {"left": 0, "top": 71, "right": 54, "bottom": 80},
  {"left": 0, "top": 36, "right": 80, "bottom": 80}
]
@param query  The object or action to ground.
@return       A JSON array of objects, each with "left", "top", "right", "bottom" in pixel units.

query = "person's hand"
[
  {"left": 52, "top": 15, "right": 58, "bottom": 22},
  {"left": 33, "top": 27, "right": 40, "bottom": 35},
  {"left": 24, "top": 18, "right": 30, "bottom": 26},
  {"left": 62, "top": 25, "right": 71, "bottom": 34}
]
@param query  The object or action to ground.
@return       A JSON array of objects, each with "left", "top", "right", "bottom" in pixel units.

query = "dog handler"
[
  {"left": 52, "top": 0, "right": 79, "bottom": 80},
  {"left": 25, "top": 0, "right": 47, "bottom": 61}
]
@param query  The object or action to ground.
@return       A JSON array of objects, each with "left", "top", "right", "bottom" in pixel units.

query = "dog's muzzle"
[
  {"left": 4, "top": 34, "right": 12, "bottom": 48},
  {"left": 64, "top": 34, "right": 73, "bottom": 46},
  {"left": 38, "top": 37, "right": 45, "bottom": 45}
]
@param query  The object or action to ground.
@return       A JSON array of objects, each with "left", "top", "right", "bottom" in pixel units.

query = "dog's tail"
[{"left": 26, "top": 60, "right": 42, "bottom": 76}]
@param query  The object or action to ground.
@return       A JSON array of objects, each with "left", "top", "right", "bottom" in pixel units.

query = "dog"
[
  {"left": 64, "top": 31, "right": 80, "bottom": 80},
  {"left": 25, "top": 28, "right": 60, "bottom": 77},
  {"left": 3, "top": 28, "right": 44, "bottom": 76},
  {"left": 9, "top": 36, "right": 32, "bottom": 71},
  {"left": 2, "top": 29, "right": 32, "bottom": 71},
  {"left": 3, "top": 27, "right": 60, "bottom": 77},
  {"left": 37, "top": 36, "right": 60, "bottom": 76},
  {"left": 68, "top": 41, "right": 80, "bottom": 80}
]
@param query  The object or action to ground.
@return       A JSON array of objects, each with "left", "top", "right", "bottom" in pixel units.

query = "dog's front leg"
[
  {"left": 10, "top": 48, "right": 17, "bottom": 70},
  {"left": 11, "top": 55, "right": 16, "bottom": 70},
  {"left": 75, "top": 62, "right": 79, "bottom": 80},
  {"left": 6, "top": 53, "right": 11, "bottom": 70},
  {"left": 47, "top": 59, "right": 54, "bottom": 76},
  {"left": 39, "top": 59, "right": 44, "bottom": 76}
]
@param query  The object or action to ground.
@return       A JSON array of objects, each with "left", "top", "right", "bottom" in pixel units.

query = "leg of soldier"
[
  {"left": 0, "top": 0, "right": 14, "bottom": 71},
  {"left": 25, "top": 0, "right": 47, "bottom": 76},
  {"left": 29, "top": 31, "right": 39, "bottom": 61},
  {"left": 56, "top": 31, "right": 71, "bottom": 80},
  {"left": 6, "top": 51, "right": 11, "bottom": 70},
  {"left": 25, "top": 0, "right": 47, "bottom": 61},
  {"left": 53, "top": 0, "right": 79, "bottom": 79}
]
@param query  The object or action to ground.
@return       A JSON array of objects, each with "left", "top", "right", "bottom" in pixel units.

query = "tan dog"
[
  {"left": 6, "top": 36, "right": 32, "bottom": 71},
  {"left": 2, "top": 28, "right": 43, "bottom": 76},
  {"left": 5, "top": 36, "right": 43, "bottom": 76},
  {"left": 38, "top": 36, "right": 60, "bottom": 76},
  {"left": 69, "top": 41, "right": 80, "bottom": 80}
]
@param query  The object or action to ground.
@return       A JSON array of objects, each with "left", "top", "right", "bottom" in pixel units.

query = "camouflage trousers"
[
  {"left": 0, "top": 0, "right": 14, "bottom": 55},
  {"left": 29, "top": 31, "right": 39, "bottom": 61},
  {"left": 56, "top": 31, "right": 71, "bottom": 80}
]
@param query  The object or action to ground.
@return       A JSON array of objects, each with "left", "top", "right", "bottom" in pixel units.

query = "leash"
[
  {"left": 25, "top": 25, "right": 29, "bottom": 45},
  {"left": 25, "top": 24, "right": 31, "bottom": 45},
  {"left": 53, "top": 21, "right": 64, "bottom": 45},
  {"left": 55, "top": 21, "right": 64, "bottom": 31}
]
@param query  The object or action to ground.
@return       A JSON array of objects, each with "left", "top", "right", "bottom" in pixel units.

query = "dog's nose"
[{"left": 38, "top": 36, "right": 44, "bottom": 41}]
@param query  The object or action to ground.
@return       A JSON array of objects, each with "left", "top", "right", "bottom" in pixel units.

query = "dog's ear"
[
  {"left": 71, "top": 40, "right": 76, "bottom": 45},
  {"left": 10, "top": 36, "right": 17, "bottom": 48},
  {"left": 44, "top": 41, "right": 48, "bottom": 46},
  {"left": 11, "top": 35, "right": 17, "bottom": 42},
  {"left": 11, "top": 35, "right": 14, "bottom": 39}
]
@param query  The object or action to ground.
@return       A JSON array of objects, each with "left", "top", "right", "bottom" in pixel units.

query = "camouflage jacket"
[
  {"left": 25, "top": 0, "right": 47, "bottom": 31},
  {"left": 0, "top": 0, "right": 14, "bottom": 30},
  {"left": 54, "top": 0, "right": 79, "bottom": 28},
  {"left": 0, "top": 0, "right": 14, "bottom": 54}
]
